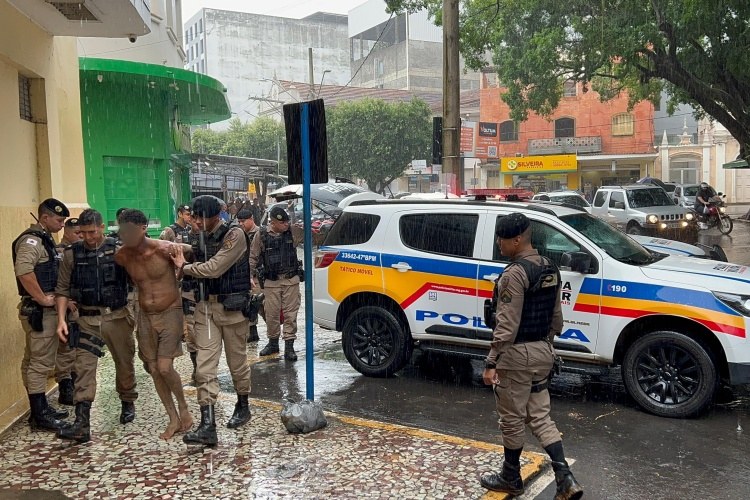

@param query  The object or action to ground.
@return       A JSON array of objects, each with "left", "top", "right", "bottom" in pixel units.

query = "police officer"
[
  {"left": 54, "top": 209, "right": 138, "bottom": 443},
  {"left": 12, "top": 198, "right": 70, "bottom": 431},
  {"left": 480, "top": 213, "right": 583, "bottom": 500},
  {"left": 160, "top": 205, "right": 192, "bottom": 243},
  {"left": 237, "top": 208, "right": 263, "bottom": 342},
  {"left": 54, "top": 217, "right": 81, "bottom": 406},
  {"left": 249, "top": 206, "right": 302, "bottom": 361},
  {"left": 171, "top": 195, "right": 253, "bottom": 446}
]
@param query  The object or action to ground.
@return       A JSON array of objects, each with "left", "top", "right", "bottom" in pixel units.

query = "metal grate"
[
  {"left": 18, "top": 75, "right": 32, "bottom": 122},
  {"left": 47, "top": 1, "right": 98, "bottom": 21}
]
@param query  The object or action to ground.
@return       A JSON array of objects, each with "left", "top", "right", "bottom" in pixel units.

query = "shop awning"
[
  {"left": 723, "top": 159, "right": 749, "bottom": 169},
  {"left": 79, "top": 58, "right": 231, "bottom": 124}
]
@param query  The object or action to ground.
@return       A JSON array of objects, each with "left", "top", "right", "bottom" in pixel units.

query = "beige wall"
[{"left": 0, "top": 0, "right": 87, "bottom": 424}]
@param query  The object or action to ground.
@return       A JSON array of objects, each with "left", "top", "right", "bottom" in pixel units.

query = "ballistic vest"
[
  {"left": 12, "top": 227, "right": 59, "bottom": 296},
  {"left": 260, "top": 227, "right": 298, "bottom": 279},
  {"left": 69, "top": 238, "right": 129, "bottom": 309},
  {"left": 191, "top": 222, "right": 250, "bottom": 297},
  {"left": 512, "top": 257, "right": 561, "bottom": 344},
  {"left": 169, "top": 222, "right": 191, "bottom": 243}
]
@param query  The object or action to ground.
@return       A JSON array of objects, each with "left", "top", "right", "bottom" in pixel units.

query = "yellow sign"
[
  {"left": 247, "top": 183, "right": 256, "bottom": 194},
  {"left": 501, "top": 154, "right": 577, "bottom": 174}
]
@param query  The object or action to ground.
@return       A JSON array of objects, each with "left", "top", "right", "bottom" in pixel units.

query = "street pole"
[
  {"left": 308, "top": 47, "right": 315, "bottom": 100},
  {"left": 443, "top": 0, "right": 461, "bottom": 194}
]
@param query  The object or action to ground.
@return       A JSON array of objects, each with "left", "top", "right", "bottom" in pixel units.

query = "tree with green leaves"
[
  {"left": 327, "top": 98, "right": 432, "bottom": 194},
  {"left": 387, "top": 0, "right": 750, "bottom": 160}
]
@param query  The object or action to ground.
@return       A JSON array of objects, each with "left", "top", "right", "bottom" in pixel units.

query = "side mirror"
[
  {"left": 674, "top": 199, "right": 679, "bottom": 205},
  {"left": 613, "top": 201, "right": 625, "bottom": 210},
  {"left": 561, "top": 251, "right": 597, "bottom": 274}
]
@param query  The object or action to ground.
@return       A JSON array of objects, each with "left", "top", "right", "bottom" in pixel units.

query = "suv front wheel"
[
  {"left": 626, "top": 222, "right": 645, "bottom": 235},
  {"left": 622, "top": 331, "right": 717, "bottom": 418},
  {"left": 342, "top": 306, "right": 413, "bottom": 377}
]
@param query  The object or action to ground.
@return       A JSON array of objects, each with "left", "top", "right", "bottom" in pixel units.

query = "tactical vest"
[
  {"left": 12, "top": 228, "right": 59, "bottom": 296},
  {"left": 512, "top": 257, "right": 561, "bottom": 343},
  {"left": 191, "top": 222, "right": 250, "bottom": 298},
  {"left": 170, "top": 222, "right": 191, "bottom": 243},
  {"left": 69, "top": 238, "right": 129, "bottom": 309},
  {"left": 261, "top": 227, "right": 298, "bottom": 279}
]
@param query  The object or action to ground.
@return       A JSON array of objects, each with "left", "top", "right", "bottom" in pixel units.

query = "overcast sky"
[{"left": 182, "top": 0, "right": 368, "bottom": 20}]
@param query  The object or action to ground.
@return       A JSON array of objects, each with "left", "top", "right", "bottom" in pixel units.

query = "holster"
[
  {"left": 221, "top": 293, "right": 248, "bottom": 312},
  {"left": 242, "top": 293, "right": 265, "bottom": 321},
  {"left": 21, "top": 298, "right": 44, "bottom": 332},
  {"left": 68, "top": 321, "right": 81, "bottom": 349},
  {"left": 182, "top": 297, "right": 196, "bottom": 316},
  {"left": 297, "top": 260, "right": 305, "bottom": 283}
]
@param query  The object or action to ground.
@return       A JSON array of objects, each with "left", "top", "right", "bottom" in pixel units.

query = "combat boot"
[
  {"left": 480, "top": 461, "right": 524, "bottom": 495},
  {"left": 120, "top": 401, "right": 136, "bottom": 424},
  {"left": 43, "top": 395, "right": 69, "bottom": 419},
  {"left": 284, "top": 340, "right": 298, "bottom": 362},
  {"left": 247, "top": 325, "right": 259, "bottom": 343},
  {"left": 226, "top": 394, "right": 251, "bottom": 429},
  {"left": 183, "top": 405, "right": 217, "bottom": 446},
  {"left": 58, "top": 378, "right": 74, "bottom": 406},
  {"left": 259, "top": 338, "right": 280, "bottom": 356},
  {"left": 28, "top": 394, "right": 66, "bottom": 432},
  {"left": 552, "top": 461, "right": 583, "bottom": 500},
  {"left": 57, "top": 401, "right": 91, "bottom": 443},
  {"left": 189, "top": 351, "right": 197, "bottom": 386}
]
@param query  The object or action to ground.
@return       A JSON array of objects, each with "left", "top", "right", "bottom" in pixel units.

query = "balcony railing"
[{"left": 528, "top": 136, "right": 602, "bottom": 155}]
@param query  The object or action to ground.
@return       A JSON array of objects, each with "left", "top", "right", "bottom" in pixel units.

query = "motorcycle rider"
[{"left": 695, "top": 182, "right": 715, "bottom": 229}]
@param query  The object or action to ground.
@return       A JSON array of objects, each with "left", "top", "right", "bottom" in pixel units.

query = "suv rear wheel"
[
  {"left": 622, "top": 331, "right": 717, "bottom": 418},
  {"left": 342, "top": 306, "right": 413, "bottom": 377}
]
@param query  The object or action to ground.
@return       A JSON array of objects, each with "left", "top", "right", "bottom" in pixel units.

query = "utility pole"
[
  {"left": 308, "top": 47, "right": 315, "bottom": 100},
  {"left": 442, "top": 0, "right": 461, "bottom": 194}
]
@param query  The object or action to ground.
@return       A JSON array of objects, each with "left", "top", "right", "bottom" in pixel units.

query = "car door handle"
[
  {"left": 482, "top": 273, "right": 500, "bottom": 281},
  {"left": 391, "top": 262, "right": 412, "bottom": 272}
]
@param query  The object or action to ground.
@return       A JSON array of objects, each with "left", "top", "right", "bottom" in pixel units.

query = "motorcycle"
[{"left": 694, "top": 193, "right": 733, "bottom": 235}]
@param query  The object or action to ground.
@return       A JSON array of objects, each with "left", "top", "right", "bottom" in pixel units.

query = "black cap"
[
  {"left": 236, "top": 208, "right": 254, "bottom": 220},
  {"left": 191, "top": 195, "right": 222, "bottom": 218},
  {"left": 495, "top": 213, "right": 530, "bottom": 239},
  {"left": 41, "top": 198, "right": 70, "bottom": 217},
  {"left": 177, "top": 204, "right": 191, "bottom": 214},
  {"left": 65, "top": 218, "right": 80, "bottom": 227},
  {"left": 269, "top": 206, "right": 290, "bottom": 222}
]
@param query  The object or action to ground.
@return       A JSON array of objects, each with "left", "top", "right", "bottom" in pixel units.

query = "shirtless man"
[{"left": 114, "top": 209, "right": 192, "bottom": 439}]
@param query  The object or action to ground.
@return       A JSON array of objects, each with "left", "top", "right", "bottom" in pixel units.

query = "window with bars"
[
  {"left": 555, "top": 117, "right": 575, "bottom": 138},
  {"left": 612, "top": 113, "right": 634, "bottom": 136},
  {"left": 18, "top": 75, "right": 32, "bottom": 122}
]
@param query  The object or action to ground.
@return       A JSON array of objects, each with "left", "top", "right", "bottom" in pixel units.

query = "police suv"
[{"left": 313, "top": 199, "right": 750, "bottom": 418}]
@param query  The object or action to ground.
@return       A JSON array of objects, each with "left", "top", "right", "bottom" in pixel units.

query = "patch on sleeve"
[
  {"left": 25, "top": 238, "right": 38, "bottom": 246},
  {"left": 500, "top": 289, "right": 513, "bottom": 303},
  {"left": 222, "top": 229, "right": 240, "bottom": 250},
  {"left": 500, "top": 276, "right": 509, "bottom": 287}
]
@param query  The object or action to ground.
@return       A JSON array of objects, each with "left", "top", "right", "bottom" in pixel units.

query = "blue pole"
[{"left": 301, "top": 102, "right": 315, "bottom": 401}]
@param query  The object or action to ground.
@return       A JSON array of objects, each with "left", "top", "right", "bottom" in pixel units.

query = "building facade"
[{"left": 184, "top": 8, "right": 350, "bottom": 129}]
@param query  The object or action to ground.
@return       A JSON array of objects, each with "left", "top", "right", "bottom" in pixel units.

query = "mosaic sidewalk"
[{"left": 0, "top": 344, "right": 547, "bottom": 499}]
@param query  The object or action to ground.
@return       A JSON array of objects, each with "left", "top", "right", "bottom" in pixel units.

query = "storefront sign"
[
  {"left": 460, "top": 122, "right": 476, "bottom": 156},
  {"left": 476, "top": 122, "right": 499, "bottom": 159},
  {"left": 501, "top": 154, "right": 577, "bottom": 174}
]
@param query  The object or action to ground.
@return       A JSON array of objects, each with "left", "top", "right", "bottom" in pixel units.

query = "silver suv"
[{"left": 591, "top": 185, "right": 697, "bottom": 240}]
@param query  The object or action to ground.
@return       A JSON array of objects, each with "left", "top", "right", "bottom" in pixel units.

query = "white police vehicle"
[{"left": 313, "top": 199, "right": 750, "bottom": 418}]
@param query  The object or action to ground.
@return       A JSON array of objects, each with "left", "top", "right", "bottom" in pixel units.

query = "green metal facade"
[{"left": 79, "top": 58, "right": 230, "bottom": 233}]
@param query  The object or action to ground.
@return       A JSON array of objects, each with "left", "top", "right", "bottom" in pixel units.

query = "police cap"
[
  {"left": 40, "top": 198, "right": 70, "bottom": 217},
  {"left": 236, "top": 208, "right": 254, "bottom": 220},
  {"left": 269, "top": 206, "right": 290, "bottom": 222},
  {"left": 495, "top": 213, "right": 530, "bottom": 239},
  {"left": 65, "top": 217, "right": 80, "bottom": 227},
  {"left": 191, "top": 195, "right": 222, "bottom": 218}
]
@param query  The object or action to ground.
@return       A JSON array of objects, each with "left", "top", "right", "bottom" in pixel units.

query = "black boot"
[
  {"left": 43, "top": 396, "right": 69, "bottom": 419},
  {"left": 58, "top": 378, "right": 74, "bottom": 406},
  {"left": 247, "top": 325, "right": 259, "bottom": 343},
  {"left": 57, "top": 401, "right": 91, "bottom": 443},
  {"left": 120, "top": 401, "right": 136, "bottom": 424},
  {"left": 28, "top": 394, "right": 66, "bottom": 432},
  {"left": 189, "top": 351, "right": 198, "bottom": 386},
  {"left": 551, "top": 461, "right": 583, "bottom": 500},
  {"left": 183, "top": 405, "right": 217, "bottom": 446},
  {"left": 480, "top": 461, "right": 524, "bottom": 495},
  {"left": 284, "top": 341, "right": 298, "bottom": 362},
  {"left": 226, "top": 394, "right": 251, "bottom": 429},
  {"left": 259, "top": 338, "right": 280, "bottom": 356}
]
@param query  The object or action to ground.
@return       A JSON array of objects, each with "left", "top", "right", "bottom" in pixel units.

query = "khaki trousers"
[
  {"left": 76, "top": 308, "right": 138, "bottom": 403},
  {"left": 54, "top": 340, "right": 76, "bottom": 382},
  {"left": 262, "top": 277, "right": 300, "bottom": 341},
  {"left": 20, "top": 308, "right": 59, "bottom": 395},
  {"left": 193, "top": 299, "right": 251, "bottom": 406},
  {"left": 494, "top": 341, "right": 561, "bottom": 450}
]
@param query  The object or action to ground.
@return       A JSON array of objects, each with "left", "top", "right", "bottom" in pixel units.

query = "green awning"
[
  {"left": 723, "top": 159, "right": 749, "bottom": 169},
  {"left": 79, "top": 57, "right": 231, "bottom": 124}
]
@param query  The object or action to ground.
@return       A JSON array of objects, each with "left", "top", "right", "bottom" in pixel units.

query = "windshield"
[
  {"left": 626, "top": 188, "right": 675, "bottom": 208},
  {"left": 551, "top": 194, "right": 589, "bottom": 208},
  {"left": 560, "top": 213, "right": 656, "bottom": 265},
  {"left": 683, "top": 186, "right": 699, "bottom": 196}
]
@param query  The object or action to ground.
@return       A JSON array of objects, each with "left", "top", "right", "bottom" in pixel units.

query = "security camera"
[{"left": 128, "top": 35, "right": 137, "bottom": 43}]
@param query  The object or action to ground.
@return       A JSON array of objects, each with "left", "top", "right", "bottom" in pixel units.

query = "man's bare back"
[{"left": 115, "top": 239, "right": 180, "bottom": 313}]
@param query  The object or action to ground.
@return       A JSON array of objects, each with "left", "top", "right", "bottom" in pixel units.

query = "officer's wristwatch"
[{"left": 484, "top": 361, "right": 496, "bottom": 370}]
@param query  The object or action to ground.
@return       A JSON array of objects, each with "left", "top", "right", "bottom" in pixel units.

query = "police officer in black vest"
[
  {"left": 160, "top": 204, "right": 192, "bottom": 243},
  {"left": 12, "top": 198, "right": 70, "bottom": 431},
  {"left": 171, "top": 195, "right": 253, "bottom": 446}
]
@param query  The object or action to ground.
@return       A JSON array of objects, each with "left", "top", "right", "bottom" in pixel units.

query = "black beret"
[
  {"left": 65, "top": 217, "right": 80, "bottom": 227},
  {"left": 177, "top": 204, "right": 191, "bottom": 214},
  {"left": 236, "top": 208, "right": 254, "bottom": 220},
  {"left": 496, "top": 213, "right": 530, "bottom": 239},
  {"left": 41, "top": 198, "right": 70, "bottom": 217},
  {"left": 270, "top": 206, "right": 290, "bottom": 222},
  {"left": 191, "top": 195, "right": 222, "bottom": 218}
]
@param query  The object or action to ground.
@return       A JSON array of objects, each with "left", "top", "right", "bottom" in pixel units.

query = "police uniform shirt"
[
  {"left": 486, "top": 249, "right": 563, "bottom": 367},
  {"left": 248, "top": 226, "right": 302, "bottom": 273},
  {"left": 182, "top": 224, "right": 247, "bottom": 280},
  {"left": 55, "top": 246, "right": 78, "bottom": 299},
  {"left": 14, "top": 223, "right": 54, "bottom": 280}
]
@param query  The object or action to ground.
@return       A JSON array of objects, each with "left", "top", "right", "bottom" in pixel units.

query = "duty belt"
[
  {"left": 78, "top": 307, "right": 118, "bottom": 317},
  {"left": 266, "top": 271, "right": 297, "bottom": 281},
  {"left": 530, "top": 378, "right": 549, "bottom": 393}
]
